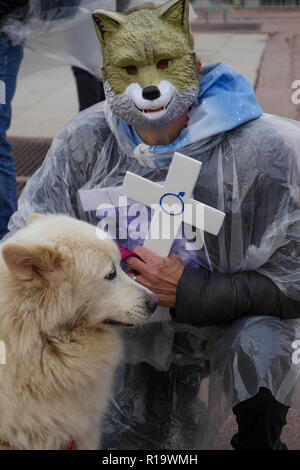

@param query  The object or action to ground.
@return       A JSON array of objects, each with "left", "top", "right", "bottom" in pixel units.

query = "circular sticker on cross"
[{"left": 159, "top": 192, "right": 185, "bottom": 216}]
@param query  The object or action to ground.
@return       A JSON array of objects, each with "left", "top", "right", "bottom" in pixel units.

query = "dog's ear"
[
  {"left": 2, "top": 243, "right": 65, "bottom": 288},
  {"left": 27, "top": 213, "right": 46, "bottom": 225}
]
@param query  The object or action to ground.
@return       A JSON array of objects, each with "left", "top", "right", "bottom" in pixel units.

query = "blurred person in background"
[
  {"left": 0, "top": 0, "right": 29, "bottom": 239},
  {"left": 71, "top": 1, "right": 139, "bottom": 111}
]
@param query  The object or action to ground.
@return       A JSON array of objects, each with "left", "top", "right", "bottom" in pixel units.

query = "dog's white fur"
[{"left": 0, "top": 214, "right": 154, "bottom": 450}]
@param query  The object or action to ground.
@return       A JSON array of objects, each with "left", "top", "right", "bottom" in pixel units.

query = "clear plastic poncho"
[
  {"left": 7, "top": 63, "right": 300, "bottom": 449},
  {"left": 1, "top": 0, "right": 115, "bottom": 77}
]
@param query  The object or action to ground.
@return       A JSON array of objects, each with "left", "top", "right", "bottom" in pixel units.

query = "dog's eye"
[
  {"left": 125, "top": 65, "right": 137, "bottom": 75},
  {"left": 157, "top": 59, "right": 168, "bottom": 70},
  {"left": 105, "top": 267, "right": 117, "bottom": 281}
]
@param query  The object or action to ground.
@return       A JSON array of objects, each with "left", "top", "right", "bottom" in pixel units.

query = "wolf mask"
[{"left": 92, "top": 0, "right": 199, "bottom": 130}]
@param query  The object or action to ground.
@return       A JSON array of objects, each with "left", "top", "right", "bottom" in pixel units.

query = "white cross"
[{"left": 121, "top": 152, "right": 225, "bottom": 257}]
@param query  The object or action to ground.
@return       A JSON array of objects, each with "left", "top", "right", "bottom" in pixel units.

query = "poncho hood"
[{"left": 104, "top": 62, "right": 263, "bottom": 167}]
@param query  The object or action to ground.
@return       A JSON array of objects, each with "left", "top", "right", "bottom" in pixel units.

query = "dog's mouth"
[
  {"left": 102, "top": 319, "right": 134, "bottom": 329},
  {"left": 135, "top": 98, "right": 172, "bottom": 115}
]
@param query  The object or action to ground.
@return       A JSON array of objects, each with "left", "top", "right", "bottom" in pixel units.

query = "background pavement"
[
  {"left": 8, "top": 31, "right": 267, "bottom": 138},
  {"left": 5, "top": 4, "right": 300, "bottom": 450}
]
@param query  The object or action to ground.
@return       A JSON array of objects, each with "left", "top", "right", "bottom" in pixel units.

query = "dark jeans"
[
  {"left": 0, "top": 34, "right": 23, "bottom": 239},
  {"left": 116, "top": 0, "right": 131, "bottom": 11},
  {"left": 71, "top": 0, "right": 131, "bottom": 112},
  {"left": 71, "top": 66, "right": 105, "bottom": 112},
  {"left": 232, "top": 387, "right": 289, "bottom": 450}
]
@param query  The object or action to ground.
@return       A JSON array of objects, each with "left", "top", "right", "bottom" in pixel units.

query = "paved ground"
[
  {"left": 9, "top": 9, "right": 300, "bottom": 138},
  {"left": 255, "top": 31, "right": 300, "bottom": 121},
  {"left": 8, "top": 30, "right": 267, "bottom": 138},
  {"left": 8, "top": 52, "right": 79, "bottom": 139},
  {"left": 213, "top": 409, "right": 300, "bottom": 450},
  {"left": 193, "top": 32, "right": 267, "bottom": 87}
]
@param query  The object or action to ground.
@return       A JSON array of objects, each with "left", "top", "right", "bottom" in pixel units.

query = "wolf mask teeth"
[{"left": 92, "top": 0, "right": 199, "bottom": 130}]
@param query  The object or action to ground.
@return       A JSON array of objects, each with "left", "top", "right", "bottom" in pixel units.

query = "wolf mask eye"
[
  {"left": 157, "top": 59, "right": 169, "bottom": 70},
  {"left": 125, "top": 65, "right": 137, "bottom": 75},
  {"left": 105, "top": 266, "right": 117, "bottom": 281}
]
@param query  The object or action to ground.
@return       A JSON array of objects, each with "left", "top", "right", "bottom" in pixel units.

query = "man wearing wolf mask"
[{"left": 6, "top": 0, "right": 300, "bottom": 450}]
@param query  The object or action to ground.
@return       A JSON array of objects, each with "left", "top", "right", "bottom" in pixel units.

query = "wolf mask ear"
[
  {"left": 2, "top": 243, "right": 65, "bottom": 288},
  {"left": 157, "top": 0, "right": 189, "bottom": 34},
  {"left": 92, "top": 10, "right": 125, "bottom": 46}
]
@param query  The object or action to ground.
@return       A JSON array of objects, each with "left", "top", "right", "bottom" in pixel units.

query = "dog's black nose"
[
  {"left": 146, "top": 295, "right": 158, "bottom": 313},
  {"left": 142, "top": 86, "right": 161, "bottom": 101}
]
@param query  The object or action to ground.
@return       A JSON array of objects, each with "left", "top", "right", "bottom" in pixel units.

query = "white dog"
[{"left": 0, "top": 214, "right": 157, "bottom": 450}]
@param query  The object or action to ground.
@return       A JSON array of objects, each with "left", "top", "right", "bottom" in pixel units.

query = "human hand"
[{"left": 125, "top": 246, "right": 185, "bottom": 308}]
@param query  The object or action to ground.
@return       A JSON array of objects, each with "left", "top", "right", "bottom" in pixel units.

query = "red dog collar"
[
  {"left": 118, "top": 245, "right": 141, "bottom": 263},
  {"left": 0, "top": 439, "right": 77, "bottom": 450},
  {"left": 67, "top": 440, "right": 77, "bottom": 450}
]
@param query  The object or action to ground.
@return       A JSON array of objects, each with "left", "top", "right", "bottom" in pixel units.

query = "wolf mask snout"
[{"left": 142, "top": 86, "right": 161, "bottom": 101}]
